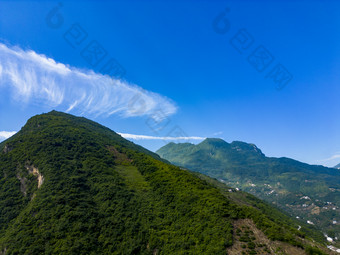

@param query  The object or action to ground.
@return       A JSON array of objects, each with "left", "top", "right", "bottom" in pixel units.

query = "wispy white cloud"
[
  {"left": 314, "top": 152, "right": 340, "bottom": 167},
  {"left": 212, "top": 131, "right": 223, "bottom": 136},
  {"left": 118, "top": 133, "right": 206, "bottom": 141},
  {"left": 318, "top": 154, "right": 340, "bottom": 162},
  {"left": 0, "top": 42, "right": 177, "bottom": 118},
  {"left": 0, "top": 131, "right": 17, "bottom": 140}
]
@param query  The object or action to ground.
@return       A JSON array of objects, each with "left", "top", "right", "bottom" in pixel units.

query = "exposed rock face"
[
  {"left": 16, "top": 164, "right": 44, "bottom": 196},
  {"left": 16, "top": 173, "right": 28, "bottom": 196},
  {"left": 25, "top": 164, "right": 44, "bottom": 188},
  {"left": 3, "top": 144, "right": 13, "bottom": 154}
]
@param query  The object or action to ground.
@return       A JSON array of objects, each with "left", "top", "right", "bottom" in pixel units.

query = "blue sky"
[{"left": 0, "top": 0, "right": 339, "bottom": 167}]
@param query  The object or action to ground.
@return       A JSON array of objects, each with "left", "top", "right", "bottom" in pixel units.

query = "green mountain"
[
  {"left": 157, "top": 138, "right": 340, "bottom": 247},
  {"left": 0, "top": 111, "right": 332, "bottom": 254}
]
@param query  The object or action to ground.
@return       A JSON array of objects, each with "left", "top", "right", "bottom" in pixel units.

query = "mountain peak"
[
  {"left": 199, "top": 138, "right": 229, "bottom": 146},
  {"left": 0, "top": 112, "right": 330, "bottom": 254},
  {"left": 230, "top": 141, "right": 264, "bottom": 155},
  {"left": 197, "top": 138, "right": 264, "bottom": 156}
]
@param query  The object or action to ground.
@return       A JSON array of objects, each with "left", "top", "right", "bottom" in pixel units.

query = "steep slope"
[
  {"left": 0, "top": 112, "right": 331, "bottom": 254},
  {"left": 157, "top": 139, "right": 340, "bottom": 247},
  {"left": 335, "top": 163, "right": 340, "bottom": 170}
]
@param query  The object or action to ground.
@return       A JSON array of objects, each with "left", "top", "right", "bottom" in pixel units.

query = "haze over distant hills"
[{"left": 157, "top": 138, "right": 340, "bottom": 246}]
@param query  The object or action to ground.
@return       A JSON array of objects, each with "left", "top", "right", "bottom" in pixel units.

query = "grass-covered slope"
[
  {"left": 0, "top": 112, "right": 330, "bottom": 254},
  {"left": 157, "top": 138, "right": 340, "bottom": 246}
]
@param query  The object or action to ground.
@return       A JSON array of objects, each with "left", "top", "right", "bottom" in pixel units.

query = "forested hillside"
[
  {"left": 157, "top": 138, "right": 340, "bottom": 247},
  {"left": 0, "top": 112, "right": 331, "bottom": 254}
]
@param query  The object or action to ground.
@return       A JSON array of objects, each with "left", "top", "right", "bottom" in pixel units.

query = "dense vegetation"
[
  {"left": 157, "top": 138, "right": 340, "bottom": 245},
  {"left": 0, "top": 111, "right": 330, "bottom": 254}
]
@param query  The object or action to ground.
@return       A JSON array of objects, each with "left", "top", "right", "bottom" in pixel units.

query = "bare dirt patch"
[{"left": 227, "top": 219, "right": 305, "bottom": 255}]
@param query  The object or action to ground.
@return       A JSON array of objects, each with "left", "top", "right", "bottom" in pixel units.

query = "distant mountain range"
[
  {"left": 335, "top": 163, "right": 340, "bottom": 169},
  {"left": 157, "top": 138, "right": 340, "bottom": 246},
  {"left": 0, "top": 111, "right": 332, "bottom": 254}
]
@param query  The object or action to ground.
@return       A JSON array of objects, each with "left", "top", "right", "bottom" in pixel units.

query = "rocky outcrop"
[
  {"left": 16, "top": 173, "right": 28, "bottom": 196},
  {"left": 3, "top": 144, "right": 13, "bottom": 154},
  {"left": 25, "top": 164, "right": 44, "bottom": 188}
]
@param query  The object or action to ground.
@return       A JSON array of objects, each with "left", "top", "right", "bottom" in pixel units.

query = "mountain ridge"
[
  {"left": 0, "top": 112, "right": 332, "bottom": 254},
  {"left": 157, "top": 138, "right": 340, "bottom": 247}
]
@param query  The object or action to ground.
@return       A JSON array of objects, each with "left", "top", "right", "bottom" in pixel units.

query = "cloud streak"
[
  {"left": 0, "top": 131, "right": 17, "bottom": 141},
  {"left": 319, "top": 154, "right": 340, "bottom": 162},
  {"left": 0, "top": 42, "right": 177, "bottom": 118},
  {"left": 119, "top": 133, "right": 206, "bottom": 141}
]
